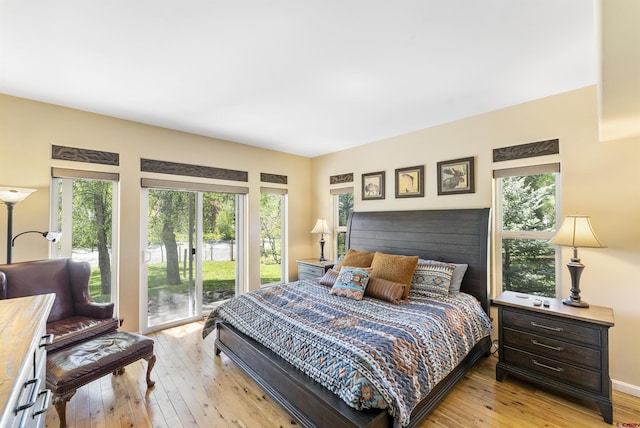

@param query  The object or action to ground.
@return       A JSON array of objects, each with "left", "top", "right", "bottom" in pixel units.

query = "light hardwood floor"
[{"left": 45, "top": 321, "right": 640, "bottom": 427}]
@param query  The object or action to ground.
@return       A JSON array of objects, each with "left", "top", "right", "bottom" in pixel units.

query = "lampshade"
[
  {"left": 549, "top": 215, "right": 605, "bottom": 248},
  {"left": 310, "top": 218, "right": 331, "bottom": 234},
  {"left": 45, "top": 231, "right": 62, "bottom": 242},
  {"left": 0, "top": 187, "right": 37, "bottom": 204}
]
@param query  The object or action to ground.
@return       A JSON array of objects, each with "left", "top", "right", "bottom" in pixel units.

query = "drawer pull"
[
  {"left": 532, "top": 359, "right": 564, "bottom": 373},
  {"left": 15, "top": 378, "right": 40, "bottom": 412},
  {"left": 531, "top": 339, "right": 564, "bottom": 352},
  {"left": 531, "top": 321, "right": 564, "bottom": 332},
  {"left": 40, "top": 333, "right": 54, "bottom": 347},
  {"left": 32, "top": 389, "right": 52, "bottom": 416}
]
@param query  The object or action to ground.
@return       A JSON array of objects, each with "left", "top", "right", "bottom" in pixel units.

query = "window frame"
[
  {"left": 259, "top": 187, "right": 288, "bottom": 287},
  {"left": 494, "top": 163, "right": 561, "bottom": 298},
  {"left": 50, "top": 168, "right": 120, "bottom": 309},
  {"left": 331, "top": 187, "right": 354, "bottom": 259}
]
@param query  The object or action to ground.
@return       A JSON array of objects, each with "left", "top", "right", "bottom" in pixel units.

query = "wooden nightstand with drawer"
[
  {"left": 296, "top": 258, "right": 334, "bottom": 281},
  {"left": 494, "top": 291, "right": 615, "bottom": 424}
]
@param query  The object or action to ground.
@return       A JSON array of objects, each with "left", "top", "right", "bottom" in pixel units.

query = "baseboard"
[{"left": 613, "top": 379, "right": 640, "bottom": 397}]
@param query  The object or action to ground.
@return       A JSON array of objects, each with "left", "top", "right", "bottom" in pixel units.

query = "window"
[
  {"left": 331, "top": 188, "right": 354, "bottom": 257},
  {"left": 495, "top": 164, "right": 560, "bottom": 297},
  {"left": 51, "top": 168, "right": 119, "bottom": 304},
  {"left": 260, "top": 188, "right": 287, "bottom": 286}
]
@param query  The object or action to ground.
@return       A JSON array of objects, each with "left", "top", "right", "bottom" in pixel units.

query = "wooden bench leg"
[
  {"left": 145, "top": 354, "right": 156, "bottom": 388},
  {"left": 53, "top": 390, "right": 76, "bottom": 428}
]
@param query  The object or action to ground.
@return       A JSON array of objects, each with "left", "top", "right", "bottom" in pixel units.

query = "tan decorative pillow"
[
  {"left": 369, "top": 252, "right": 419, "bottom": 299},
  {"left": 334, "top": 248, "right": 375, "bottom": 271},
  {"left": 318, "top": 269, "right": 339, "bottom": 286},
  {"left": 365, "top": 277, "right": 405, "bottom": 304}
]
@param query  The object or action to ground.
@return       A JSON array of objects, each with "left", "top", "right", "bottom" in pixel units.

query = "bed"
[{"left": 203, "top": 208, "right": 492, "bottom": 427}]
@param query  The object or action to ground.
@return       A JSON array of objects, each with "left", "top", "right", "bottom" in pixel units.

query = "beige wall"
[
  {"left": 311, "top": 86, "right": 640, "bottom": 392},
  {"left": 0, "top": 94, "right": 314, "bottom": 332}
]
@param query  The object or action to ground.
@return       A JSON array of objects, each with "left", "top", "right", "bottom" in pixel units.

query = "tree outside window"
[
  {"left": 53, "top": 177, "right": 117, "bottom": 303},
  {"left": 497, "top": 166, "right": 559, "bottom": 297},
  {"left": 260, "top": 191, "right": 285, "bottom": 285},
  {"left": 334, "top": 190, "right": 353, "bottom": 257}
]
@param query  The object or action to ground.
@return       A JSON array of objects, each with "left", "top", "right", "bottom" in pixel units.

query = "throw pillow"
[
  {"left": 364, "top": 277, "right": 405, "bottom": 304},
  {"left": 334, "top": 248, "right": 375, "bottom": 271},
  {"left": 318, "top": 269, "right": 339, "bottom": 287},
  {"left": 329, "top": 267, "right": 372, "bottom": 300},
  {"left": 420, "top": 259, "right": 469, "bottom": 294},
  {"left": 369, "top": 252, "right": 419, "bottom": 299},
  {"left": 411, "top": 262, "right": 455, "bottom": 297}
]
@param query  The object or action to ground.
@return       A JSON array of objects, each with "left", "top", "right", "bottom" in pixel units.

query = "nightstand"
[
  {"left": 494, "top": 291, "right": 615, "bottom": 424},
  {"left": 296, "top": 258, "right": 334, "bottom": 281}
]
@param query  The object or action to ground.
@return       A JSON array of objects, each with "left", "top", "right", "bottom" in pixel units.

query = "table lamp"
[
  {"left": 310, "top": 218, "right": 331, "bottom": 262},
  {"left": 549, "top": 215, "right": 605, "bottom": 308}
]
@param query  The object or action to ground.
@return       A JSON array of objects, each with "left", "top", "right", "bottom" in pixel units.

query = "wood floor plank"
[{"left": 45, "top": 321, "right": 640, "bottom": 427}]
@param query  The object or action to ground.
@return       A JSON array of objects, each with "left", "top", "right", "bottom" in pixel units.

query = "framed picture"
[
  {"left": 437, "top": 156, "right": 475, "bottom": 195},
  {"left": 361, "top": 171, "right": 385, "bottom": 200},
  {"left": 395, "top": 165, "right": 424, "bottom": 198}
]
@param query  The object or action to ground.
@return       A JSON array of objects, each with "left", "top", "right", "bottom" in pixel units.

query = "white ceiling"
[{"left": 0, "top": 0, "right": 596, "bottom": 157}]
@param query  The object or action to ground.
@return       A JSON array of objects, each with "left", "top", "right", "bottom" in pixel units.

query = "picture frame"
[
  {"left": 395, "top": 165, "right": 424, "bottom": 198},
  {"left": 361, "top": 171, "right": 385, "bottom": 200},
  {"left": 437, "top": 156, "right": 475, "bottom": 195}
]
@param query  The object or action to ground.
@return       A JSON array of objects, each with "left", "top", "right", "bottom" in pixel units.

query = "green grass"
[{"left": 89, "top": 261, "right": 282, "bottom": 302}]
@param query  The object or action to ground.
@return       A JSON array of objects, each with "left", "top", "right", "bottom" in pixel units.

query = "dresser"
[
  {"left": 296, "top": 258, "right": 334, "bottom": 281},
  {"left": 494, "top": 291, "right": 614, "bottom": 424},
  {"left": 0, "top": 294, "right": 55, "bottom": 428}
]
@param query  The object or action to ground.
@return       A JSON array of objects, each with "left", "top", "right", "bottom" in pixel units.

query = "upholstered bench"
[{"left": 46, "top": 331, "right": 156, "bottom": 428}]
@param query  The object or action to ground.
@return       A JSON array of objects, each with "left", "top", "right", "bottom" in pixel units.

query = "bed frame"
[{"left": 215, "top": 208, "right": 492, "bottom": 427}]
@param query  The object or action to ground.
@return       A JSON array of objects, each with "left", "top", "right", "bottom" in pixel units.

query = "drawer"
[
  {"left": 502, "top": 308, "right": 601, "bottom": 347},
  {"left": 503, "top": 327, "right": 601, "bottom": 370},
  {"left": 503, "top": 346, "right": 602, "bottom": 393},
  {"left": 298, "top": 263, "right": 324, "bottom": 279},
  {"left": 11, "top": 357, "right": 39, "bottom": 428}
]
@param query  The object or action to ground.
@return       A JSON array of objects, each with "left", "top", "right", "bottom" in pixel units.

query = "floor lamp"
[{"left": 0, "top": 187, "right": 37, "bottom": 263}]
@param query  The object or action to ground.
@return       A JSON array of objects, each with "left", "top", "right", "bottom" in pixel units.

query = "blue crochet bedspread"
[{"left": 203, "top": 280, "right": 491, "bottom": 426}]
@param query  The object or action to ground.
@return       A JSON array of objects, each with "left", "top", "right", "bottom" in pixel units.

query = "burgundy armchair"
[{"left": 0, "top": 258, "right": 119, "bottom": 352}]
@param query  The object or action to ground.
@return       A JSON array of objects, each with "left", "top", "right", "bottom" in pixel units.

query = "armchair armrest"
[
  {"left": 75, "top": 301, "right": 115, "bottom": 319},
  {"left": 0, "top": 272, "right": 6, "bottom": 299}
]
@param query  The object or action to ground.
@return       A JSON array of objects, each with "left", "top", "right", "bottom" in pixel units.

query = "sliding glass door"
[
  {"left": 201, "top": 192, "right": 237, "bottom": 313},
  {"left": 146, "top": 189, "right": 197, "bottom": 328},
  {"left": 142, "top": 185, "right": 242, "bottom": 332}
]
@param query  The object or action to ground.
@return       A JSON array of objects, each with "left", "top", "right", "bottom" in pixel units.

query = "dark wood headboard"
[{"left": 345, "top": 208, "right": 491, "bottom": 314}]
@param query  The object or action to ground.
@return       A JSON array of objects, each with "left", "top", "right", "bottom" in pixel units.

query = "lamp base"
[
  {"left": 562, "top": 297, "right": 589, "bottom": 308},
  {"left": 564, "top": 260, "right": 589, "bottom": 308},
  {"left": 318, "top": 237, "right": 326, "bottom": 262}
]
